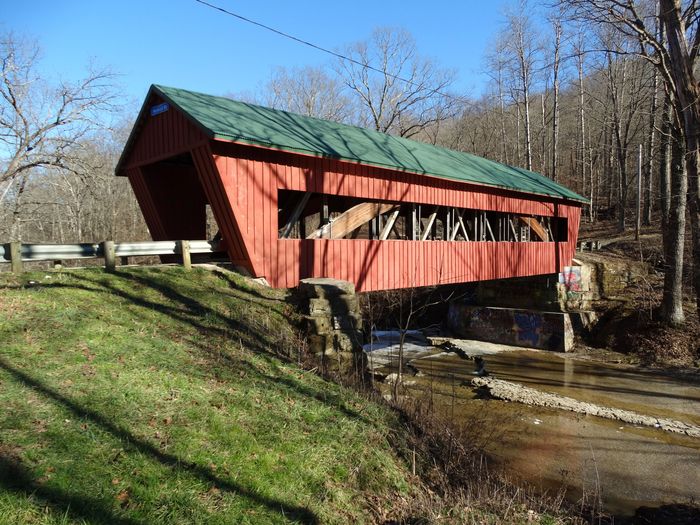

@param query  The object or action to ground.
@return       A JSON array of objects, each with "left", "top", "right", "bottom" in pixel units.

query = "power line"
[{"left": 194, "top": 0, "right": 459, "bottom": 101}]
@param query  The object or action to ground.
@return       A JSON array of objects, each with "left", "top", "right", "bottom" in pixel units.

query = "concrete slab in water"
[
  {"left": 364, "top": 342, "right": 437, "bottom": 370},
  {"left": 447, "top": 304, "right": 575, "bottom": 352},
  {"left": 430, "top": 337, "right": 532, "bottom": 356},
  {"left": 364, "top": 329, "right": 438, "bottom": 370}
]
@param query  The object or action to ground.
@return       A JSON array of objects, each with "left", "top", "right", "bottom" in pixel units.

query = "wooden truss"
[
  {"left": 307, "top": 202, "right": 399, "bottom": 239},
  {"left": 278, "top": 191, "right": 561, "bottom": 243}
]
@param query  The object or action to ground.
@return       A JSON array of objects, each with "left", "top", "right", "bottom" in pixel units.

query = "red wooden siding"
[
  {"left": 209, "top": 142, "right": 581, "bottom": 292},
  {"left": 121, "top": 94, "right": 207, "bottom": 171},
  {"left": 120, "top": 104, "right": 583, "bottom": 292},
  {"left": 192, "top": 145, "right": 252, "bottom": 267}
]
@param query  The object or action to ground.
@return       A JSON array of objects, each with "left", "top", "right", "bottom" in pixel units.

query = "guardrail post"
[
  {"left": 10, "top": 242, "right": 23, "bottom": 274},
  {"left": 179, "top": 240, "right": 191, "bottom": 270},
  {"left": 102, "top": 241, "right": 116, "bottom": 272}
]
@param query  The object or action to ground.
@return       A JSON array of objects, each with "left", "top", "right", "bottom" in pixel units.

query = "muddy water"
[{"left": 378, "top": 344, "right": 700, "bottom": 516}]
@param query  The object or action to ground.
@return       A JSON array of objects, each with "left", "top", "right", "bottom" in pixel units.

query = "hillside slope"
[{"left": 0, "top": 267, "right": 410, "bottom": 524}]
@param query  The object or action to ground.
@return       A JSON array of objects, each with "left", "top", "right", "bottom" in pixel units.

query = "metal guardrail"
[
  {"left": 577, "top": 240, "right": 601, "bottom": 251},
  {"left": 113, "top": 240, "right": 220, "bottom": 258},
  {"left": 2, "top": 243, "right": 102, "bottom": 261},
  {"left": 0, "top": 240, "right": 223, "bottom": 269}
]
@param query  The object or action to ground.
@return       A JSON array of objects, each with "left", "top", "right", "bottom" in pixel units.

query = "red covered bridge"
[{"left": 116, "top": 85, "right": 586, "bottom": 292}]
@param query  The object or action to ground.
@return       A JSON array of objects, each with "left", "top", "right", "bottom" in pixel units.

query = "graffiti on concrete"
[
  {"left": 559, "top": 266, "right": 582, "bottom": 292},
  {"left": 447, "top": 303, "right": 573, "bottom": 352},
  {"left": 513, "top": 312, "right": 543, "bottom": 347}
]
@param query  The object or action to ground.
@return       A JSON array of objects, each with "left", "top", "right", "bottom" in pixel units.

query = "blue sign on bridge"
[{"left": 150, "top": 102, "right": 169, "bottom": 116}]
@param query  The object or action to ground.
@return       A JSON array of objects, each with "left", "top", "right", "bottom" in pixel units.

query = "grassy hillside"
[{"left": 0, "top": 267, "right": 411, "bottom": 524}]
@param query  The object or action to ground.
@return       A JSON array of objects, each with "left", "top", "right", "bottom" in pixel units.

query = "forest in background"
[{"left": 2, "top": 0, "right": 699, "bottom": 329}]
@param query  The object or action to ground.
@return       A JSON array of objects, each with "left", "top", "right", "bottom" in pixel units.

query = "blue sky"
[{"left": 2, "top": 0, "right": 513, "bottom": 107}]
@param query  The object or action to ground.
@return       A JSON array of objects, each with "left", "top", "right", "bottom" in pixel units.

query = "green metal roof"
[{"left": 150, "top": 84, "right": 587, "bottom": 204}]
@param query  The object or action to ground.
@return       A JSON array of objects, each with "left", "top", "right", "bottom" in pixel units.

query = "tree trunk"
[
  {"left": 519, "top": 32, "right": 533, "bottom": 171},
  {"left": 605, "top": 123, "right": 614, "bottom": 211},
  {"left": 9, "top": 175, "right": 28, "bottom": 242},
  {"left": 590, "top": 146, "right": 596, "bottom": 221},
  {"left": 541, "top": 93, "right": 547, "bottom": 175},
  {"left": 516, "top": 103, "right": 522, "bottom": 165},
  {"left": 644, "top": 94, "right": 658, "bottom": 225},
  {"left": 660, "top": 105, "right": 686, "bottom": 326},
  {"left": 606, "top": 51, "right": 628, "bottom": 232},
  {"left": 578, "top": 48, "right": 588, "bottom": 219},
  {"left": 615, "top": 127, "right": 628, "bottom": 232},
  {"left": 551, "top": 19, "right": 562, "bottom": 182},
  {"left": 685, "top": 134, "right": 700, "bottom": 316},
  {"left": 522, "top": 82, "right": 533, "bottom": 171},
  {"left": 498, "top": 69, "right": 508, "bottom": 164},
  {"left": 644, "top": 23, "right": 660, "bottom": 226},
  {"left": 660, "top": 0, "right": 700, "bottom": 315}
]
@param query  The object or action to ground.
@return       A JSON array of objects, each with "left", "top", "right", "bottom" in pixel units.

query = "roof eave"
[
  {"left": 114, "top": 85, "right": 158, "bottom": 176},
  {"left": 118, "top": 85, "right": 588, "bottom": 206},
  {"left": 210, "top": 134, "right": 589, "bottom": 205}
]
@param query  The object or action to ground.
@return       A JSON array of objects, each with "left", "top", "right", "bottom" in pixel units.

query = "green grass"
[{"left": 0, "top": 266, "right": 411, "bottom": 524}]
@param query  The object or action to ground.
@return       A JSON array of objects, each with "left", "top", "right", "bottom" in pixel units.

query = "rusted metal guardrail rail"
[{"left": 0, "top": 240, "right": 222, "bottom": 273}]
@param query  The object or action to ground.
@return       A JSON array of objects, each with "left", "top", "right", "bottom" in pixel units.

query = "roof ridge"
[
  {"left": 148, "top": 84, "right": 588, "bottom": 204},
  {"left": 154, "top": 84, "right": 516, "bottom": 169}
]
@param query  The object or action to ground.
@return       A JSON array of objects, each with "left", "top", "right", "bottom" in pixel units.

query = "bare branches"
[
  {"left": 0, "top": 33, "right": 118, "bottom": 192},
  {"left": 559, "top": 0, "right": 700, "bottom": 320},
  {"left": 262, "top": 66, "right": 353, "bottom": 123},
  {"left": 559, "top": 0, "right": 680, "bottom": 101},
  {"left": 499, "top": 1, "right": 545, "bottom": 171},
  {"left": 335, "top": 28, "right": 459, "bottom": 138}
]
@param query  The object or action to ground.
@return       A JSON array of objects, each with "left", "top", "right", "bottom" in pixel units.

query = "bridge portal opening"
[{"left": 137, "top": 153, "right": 217, "bottom": 242}]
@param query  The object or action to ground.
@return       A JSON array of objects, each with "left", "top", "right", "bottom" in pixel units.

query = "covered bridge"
[{"left": 116, "top": 85, "right": 586, "bottom": 292}]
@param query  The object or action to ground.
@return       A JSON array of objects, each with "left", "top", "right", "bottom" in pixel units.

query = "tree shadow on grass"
[
  {"left": 0, "top": 451, "right": 140, "bottom": 525},
  {"left": 40, "top": 270, "right": 371, "bottom": 424},
  {"left": 0, "top": 357, "right": 319, "bottom": 525}
]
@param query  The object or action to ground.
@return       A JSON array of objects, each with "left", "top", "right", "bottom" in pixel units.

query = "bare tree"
[
  {"left": 574, "top": 31, "right": 590, "bottom": 218},
  {"left": 550, "top": 14, "right": 565, "bottom": 181},
  {"left": 0, "top": 32, "right": 116, "bottom": 240},
  {"left": 0, "top": 121, "right": 149, "bottom": 244},
  {"left": 660, "top": 93, "right": 686, "bottom": 325},
  {"left": 445, "top": 98, "right": 502, "bottom": 158},
  {"left": 560, "top": 0, "right": 700, "bottom": 319},
  {"left": 263, "top": 65, "right": 353, "bottom": 123},
  {"left": 644, "top": 4, "right": 662, "bottom": 225},
  {"left": 336, "top": 27, "right": 458, "bottom": 138},
  {"left": 485, "top": 38, "right": 512, "bottom": 164},
  {"left": 501, "top": 2, "right": 543, "bottom": 171},
  {"left": 658, "top": 0, "right": 700, "bottom": 317}
]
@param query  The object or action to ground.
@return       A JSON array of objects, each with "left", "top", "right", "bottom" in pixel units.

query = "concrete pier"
[{"left": 447, "top": 304, "right": 575, "bottom": 352}]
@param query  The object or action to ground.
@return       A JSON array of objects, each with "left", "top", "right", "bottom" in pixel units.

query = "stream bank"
[{"left": 364, "top": 332, "right": 700, "bottom": 518}]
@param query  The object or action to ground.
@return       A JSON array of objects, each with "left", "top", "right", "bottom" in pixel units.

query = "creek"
[{"left": 365, "top": 335, "right": 700, "bottom": 517}]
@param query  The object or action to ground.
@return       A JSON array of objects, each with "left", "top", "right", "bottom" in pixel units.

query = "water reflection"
[{"left": 368, "top": 337, "right": 700, "bottom": 516}]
